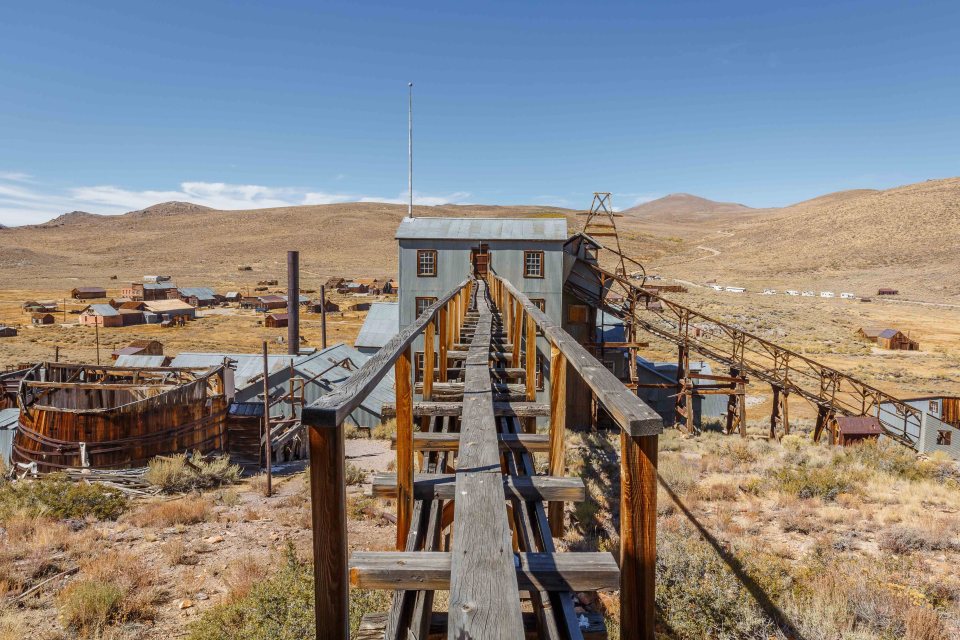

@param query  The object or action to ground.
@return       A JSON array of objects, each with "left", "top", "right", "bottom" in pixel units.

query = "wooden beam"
[
  {"left": 438, "top": 307, "right": 448, "bottom": 383},
  {"left": 350, "top": 551, "right": 620, "bottom": 592},
  {"left": 357, "top": 610, "right": 608, "bottom": 640},
  {"left": 308, "top": 424, "right": 348, "bottom": 640},
  {"left": 620, "top": 433, "right": 657, "bottom": 640},
  {"left": 525, "top": 312, "right": 537, "bottom": 402},
  {"left": 395, "top": 348, "right": 414, "bottom": 550},
  {"left": 381, "top": 401, "right": 550, "bottom": 419},
  {"left": 371, "top": 473, "right": 586, "bottom": 502},
  {"left": 423, "top": 319, "right": 435, "bottom": 401},
  {"left": 548, "top": 344, "right": 567, "bottom": 536},
  {"left": 390, "top": 432, "right": 551, "bottom": 453}
]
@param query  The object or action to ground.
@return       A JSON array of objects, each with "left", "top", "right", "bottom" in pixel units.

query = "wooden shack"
[
  {"left": 265, "top": 313, "right": 289, "bottom": 328},
  {"left": 856, "top": 327, "right": 884, "bottom": 343},
  {"left": 877, "top": 329, "right": 918, "bottom": 351},
  {"left": 877, "top": 288, "right": 899, "bottom": 296},
  {"left": 0, "top": 326, "right": 17, "bottom": 338},
  {"left": 257, "top": 295, "right": 287, "bottom": 311},
  {"left": 71, "top": 286, "right": 107, "bottom": 300},
  {"left": 31, "top": 313, "right": 55, "bottom": 326},
  {"left": 831, "top": 416, "right": 884, "bottom": 446},
  {"left": 309, "top": 299, "right": 340, "bottom": 313},
  {"left": 111, "top": 339, "right": 163, "bottom": 360},
  {"left": 12, "top": 362, "right": 228, "bottom": 471}
]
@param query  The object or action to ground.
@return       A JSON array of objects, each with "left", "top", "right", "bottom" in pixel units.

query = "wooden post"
[
  {"left": 620, "top": 432, "right": 658, "bottom": 640},
  {"left": 438, "top": 306, "right": 448, "bottom": 383},
  {"left": 782, "top": 390, "right": 790, "bottom": 435},
  {"left": 770, "top": 385, "right": 781, "bottom": 439},
  {"left": 504, "top": 289, "right": 512, "bottom": 341},
  {"left": 512, "top": 305, "right": 523, "bottom": 368},
  {"left": 738, "top": 377, "right": 747, "bottom": 437},
  {"left": 308, "top": 422, "right": 348, "bottom": 640},
  {"left": 320, "top": 285, "right": 328, "bottom": 349},
  {"left": 525, "top": 313, "right": 537, "bottom": 402},
  {"left": 424, "top": 317, "right": 435, "bottom": 400},
  {"left": 262, "top": 341, "right": 272, "bottom": 497},
  {"left": 95, "top": 322, "right": 100, "bottom": 365},
  {"left": 548, "top": 344, "right": 567, "bottom": 536},
  {"left": 395, "top": 347, "right": 415, "bottom": 549}
]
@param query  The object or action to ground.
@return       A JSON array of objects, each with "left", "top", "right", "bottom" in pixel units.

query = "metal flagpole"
[{"left": 408, "top": 82, "right": 414, "bottom": 218}]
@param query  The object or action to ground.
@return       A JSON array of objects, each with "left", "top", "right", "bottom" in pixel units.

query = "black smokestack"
[{"left": 287, "top": 250, "right": 300, "bottom": 355}]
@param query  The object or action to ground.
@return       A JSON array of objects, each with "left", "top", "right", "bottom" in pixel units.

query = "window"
[
  {"left": 417, "top": 250, "right": 437, "bottom": 277},
  {"left": 530, "top": 298, "right": 546, "bottom": 313},
  {"left": 415, "top": 296, "right": 437, "bottom": 318},
  {"left": 415, "top": 351, "right": 438, "bottom": 384},
  {"left": 584, "top": 245, "right": 598, "bottom": 262},
  {"left": 937, "top": 430, "right": 952, "bottom": 446},
  {"left": 930, "top": 400, "right": 940, "bottom": 413},
  {"left": 536, "top": 354, "right": 545, "bottom": 391},
  {"left": 523, "top": 251, "right": 544, "bottom": 278}
]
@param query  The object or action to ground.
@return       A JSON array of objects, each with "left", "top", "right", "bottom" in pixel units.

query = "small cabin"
[
  {"left": 0, "top": 326, "right": 17, "bottom": 338},
  {"left": 832, "top": 416, "right": 884, "bottom": 446},
  {"left": 79, "top": 304, "right": 123, "bottom": 327},
  {"left": 265, "top": 313, "right": 289, "bottom": 328},
  {"left": 877, "top": 329, "right": 918, "bottom": 351},
  {"left": 111, "top": 339, "right": 163, "bottom": 360},
  {"left": 257, "top": 295, "right": 287, "bottom": 311},
  {"left": 856, "top": 327, "right": 884, "bottom": 343},
  {"left": 877, "top": 288, "right": 898, "bottom": 296},
  {"left": 31, "top": 313, "right": 55, "bottom": 326},
  {"left": 71, "top": 286, "right": 107, "bottom": 300},
  {"left": 309, "top": 299, "right": 340, "bottom": 313}
]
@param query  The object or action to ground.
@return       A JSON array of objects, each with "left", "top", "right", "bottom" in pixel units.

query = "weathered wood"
[
  {"left": 395, "top": 348, "right": 414, "bottom": 549},
  {"left": 308, "top": 424, "right": 348, "bottom": 640},
  {"left": 548, "top": 345, "right": 567, "bottom": 536},
  {"left": 381, "top": 401, "right": 550, "bottom": 419},
  {"left": 350, "top": 551, "right": 620, "bottom": 592},
  {"left": 356, "top": 611, "right": 608, "bottom": 640},
  {"left": 495, "top": 276, "right": 663, "bottom": 437},
  {"left": 370, "top": 473, "right": 585, "bottom": 502},
  {"left": 438, "top": 307, "right": 448, "bottom": 383},
  {"left": 390, "top": 432, "right": 551, "bottom": 453},
  {"left": 448, "top": 280, "right": 525, "bottom": 638},
  {"left": 526, "top": 312, "right": 537, "bottom": 402},
  {"left": 620, "top": 433, "right": 658, "bottom": 640},
  {"left": 424, "top": 319, "right": 435, "bottom": 401},
  {"left": 302, "top": 278, "right": 469, "bottom": 428}
]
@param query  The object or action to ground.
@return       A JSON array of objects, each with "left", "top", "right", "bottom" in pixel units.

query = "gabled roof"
[
  {"left": 144, "top": 299, "right": 195, "bottom": 312},
  {"left": 257, "top": 295, "right": 285, "bottom": 303},
  {"left": 178, "top": 287, "right": 216, "bottom": 300},
  {"left": 395, "top": 216, "right": 567, "bottom": 241},
  {"left": 879, "top": 329, "right": 903, "bottom": 339},
  {"left": 859, "top": 327, "right": 885, "bottom": 338},
  {"left": 143, "top": 282, "right": 177, "bottom": 290},
  {"left": 84, "top": 304, "right": 120, "bottom": 317},
  {"left": 354, "top": 302, "right": 399, "bottom": 349},
  {"left": 280, "top": 295, "right": 310, "bottom": 304},
  {"left": 266, "top": 313, "right": 289, "bottom": 321}
]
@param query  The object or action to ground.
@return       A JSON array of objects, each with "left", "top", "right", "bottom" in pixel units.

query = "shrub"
[
  {"left": 771, "top": 464, "right": 858, "bottom": 501},
  {"left": 344, "top": 463, "right": 367, "bottom": 486},
  {"left": 58, "top": 580, "right": 124, "bottom": 636},
  {"left": 128, "top": 497, "right": 211, "bottom": 527},
  {"left": 0, "top": 475, "right": 128, "bottom": 522},
  {"left": 145, "top": 452, "right": 242, "bottom": 493},
  {"left": 371, "top": 419, "right": 396, "bottom": 441},
  {"left": 878, "top": 525, "right": 960, "bottom": 554}
]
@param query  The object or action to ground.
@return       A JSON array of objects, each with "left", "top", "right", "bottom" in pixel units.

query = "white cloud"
[
  {"left": 0, "top": 175, "right": 472, "bottom": 226},
  {"left": 0, "top": 171, "right": 33, "bottom": 183}
]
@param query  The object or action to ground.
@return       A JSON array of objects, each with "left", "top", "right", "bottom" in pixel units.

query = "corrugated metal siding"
[
  {"left": 395, "top": 217, "right": 567, "bottom": 240},
  {"left": 0, "top": 408, "right": 17, "bottom": 464},
  {"left": 355, "top": 302, "right": 399, "bottom": 349},
  {"left": 114, "top": 355, "right": 169, "bottom": 368}
]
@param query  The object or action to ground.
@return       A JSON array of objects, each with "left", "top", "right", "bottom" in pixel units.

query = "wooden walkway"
[{"left": 303, "top": 276, "right": 662, "bottom": 640}]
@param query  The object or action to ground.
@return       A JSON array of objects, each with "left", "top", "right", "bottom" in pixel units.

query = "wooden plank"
[
  {"left": 496, "top": 276, "right": 662, "bottom": 437},
  {"left": 370, "top": 473, "right": 585, "bottom": 502},
  {"left": 307, "top": 424, "right": 348, "bottom": 640},
  {"left": 381, "top": 401, "right": 550, "bottom": 419},
  {"left": 358, "top": 611, "right": 608, "bottom": 640},
  {"left": 620, "top": 433, "right": 658, "bottom": 640},
  {"left": 438, "top": 307, "right": 448, "bottom": 383},
  {"left": 302, "top": 278, "right": 469, "bottom": 428},
  {"left": 424, "top": 319, "right": 435, "bottom": 400},
  {"left": 390, "top": 432, "right": 551, "bottom": 453},
  {"left": 350, "top": 551, "right": 620, "bottom": 592},
  {"left": 525, "top": 313, "right": 537, "bottom": 402},
  {"left": 548, "top": 345, "right": 567, "bottom": 536},
  {"left": 448, "top": 280, "right": 525, "bottom": 638},
  {"left": 395, "top": 348, "right": 414, "bottom": 549}
]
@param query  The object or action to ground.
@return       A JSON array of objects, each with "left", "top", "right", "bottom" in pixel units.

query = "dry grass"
[{"left": 127, "top": 497, "right": 211, "bottom": 528}]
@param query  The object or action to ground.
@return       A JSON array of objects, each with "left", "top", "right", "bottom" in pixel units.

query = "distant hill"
[
  {"left": 622, "top": 193, "right": 752, "bottom": 218},
  {"left": 129, "top": 201, "right": 214, "bottom": 217},
  {"left": 670, "top": 177, "right": 960, "bottom": 297}
]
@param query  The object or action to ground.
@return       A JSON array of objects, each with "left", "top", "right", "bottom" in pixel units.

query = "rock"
[
  {"left": 178, "top": 599, "right": 194, "bottom": 610},
  {"left": 196, "top": 592, "right": 209, "bottom": 601},
  {"left": 205, "top": 535, "right": 224, "bottom": 544}
]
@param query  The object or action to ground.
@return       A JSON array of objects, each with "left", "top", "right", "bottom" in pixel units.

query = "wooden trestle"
[{"left": 303, "top": 276, "right": 662, "bottom": 640}]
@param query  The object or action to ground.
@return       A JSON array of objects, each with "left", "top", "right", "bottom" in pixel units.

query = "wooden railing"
[
  {"left": 301, "top": 277, "right": 471, "bottom": 640},
  {"left": 488, "top": 273, "right": 663, "bottom": 640}
]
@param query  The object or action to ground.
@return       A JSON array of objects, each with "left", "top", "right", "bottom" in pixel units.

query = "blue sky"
[{"left": 1, "top": 0, "right": 958, "bottom": 225}]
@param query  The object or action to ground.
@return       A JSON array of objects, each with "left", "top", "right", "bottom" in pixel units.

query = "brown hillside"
[
  {"left": 622, "top": 193, "right": 752, "bottom": 219},
  {"left": 670, "top": 177, "right": 960, "bottom": 298}
]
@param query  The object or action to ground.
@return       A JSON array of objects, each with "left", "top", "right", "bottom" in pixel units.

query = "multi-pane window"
[
  {"left": 417, "top": 250, "right": 437, "bottom": 277},
  {"left": 415, "top": 296, "right": 437, "bottom": 318},
  {"left": 415, "top": 351, "right": 439, "bottom": 384},
  {"left": 530, "top": 298, "right": 546, "bottom": 313},
  {"left": 523, "top": 251, "right": 544, "bottom": 278}
]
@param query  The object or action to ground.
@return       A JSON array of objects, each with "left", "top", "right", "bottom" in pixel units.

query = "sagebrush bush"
[
  {"left": 344, "top": 463, "right": 367, "bottom": 486},
  {"left": 145, "top": 451, "right": 241, "bottom": 493},
  {"left": 0, "top": 475, "right": 128, "bottom": 522},
  {"left": 128, "top": 497, "right": 211, "bottom": 527},
  {"left": 58, "top": 580, "right": 124, "bottom": 636},
  {"left": 878, "top": 524, "right": 960, "bottom": 554},
  {"left": 371, "top": 419, "right": 397, "bottom": 441},
  {"left": 771, "top": 464, "right": 859, "bottom": 501}
]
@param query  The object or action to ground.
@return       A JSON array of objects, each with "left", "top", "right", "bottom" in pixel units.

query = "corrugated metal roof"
[
  {"left": 355, "top": 302, "right": 399, "bottom": 349},
  {"left": 143, "top": 282, "right": 177, "bottom": 290},
  {"left": 878, "top": 329, "right": 901, "bottom": 339},
  {"left": 144, "top": 300, "right": 195, "bottom": 312},
  {"left": 280, "top": 295, "right": 310, "bottom": 304},
  {"left": 86, "top": 304, "right": 119, "bottom": 317},
  {"left": 258, "top": 295, "right": 285, "bottom": 303},
  {"left": 836, "top": 416, "right": 884, "bottom": 435},
  {"left": 395, "top": 216, "right": 567, "bottom": 241},
  {"left": 179, "top": 287, "right": 216, "bottom": 300},
  {"left": 0, "top": 408, "right": 18, "bottom": 430},
  {"left": 113, "top": 355, "right": 169, "bottom": 367}
]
